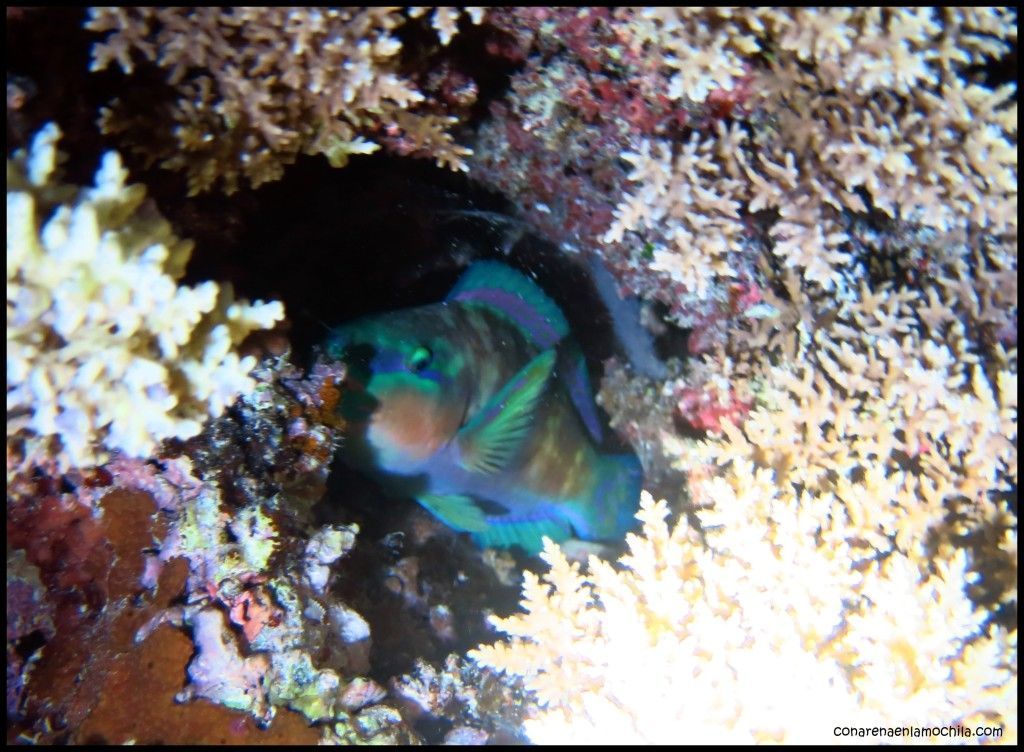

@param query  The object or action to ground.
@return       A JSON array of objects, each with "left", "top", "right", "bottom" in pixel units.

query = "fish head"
[{"left": 326, "top": 304, "right": 469, "bottom": 473}]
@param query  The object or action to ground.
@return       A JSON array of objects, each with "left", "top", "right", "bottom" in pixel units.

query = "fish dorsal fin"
[
  {"left": 416, "top": 493, "right": 489, "bottom": 532},
  {"left": 456, "top": 348, "right": 556, "bottom": 474},
  {"left": 448, "top": 261, "right": 569, "bottom": 348}
]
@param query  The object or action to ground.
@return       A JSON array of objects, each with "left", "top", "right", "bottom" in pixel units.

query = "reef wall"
[{"left": 7, "top": 7, "right": 1017, "bottom": 745}]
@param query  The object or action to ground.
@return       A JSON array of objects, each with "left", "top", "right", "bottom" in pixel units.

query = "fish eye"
[{"left": 409, "top": 345, "right": 432, "bottom": 373}]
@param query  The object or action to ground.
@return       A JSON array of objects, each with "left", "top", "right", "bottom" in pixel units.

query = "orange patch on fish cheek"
[{"left": 370, "top": 392, "right": 445, "bottom": 461}]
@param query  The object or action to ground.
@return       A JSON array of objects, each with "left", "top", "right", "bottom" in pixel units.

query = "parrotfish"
[{"left": 325, "top": 261, "right": 642, "bottom": 554}]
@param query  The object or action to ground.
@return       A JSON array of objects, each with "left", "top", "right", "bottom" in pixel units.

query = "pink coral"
[{"left": 227, "top": 587, "right": 282, "bottom": 644}]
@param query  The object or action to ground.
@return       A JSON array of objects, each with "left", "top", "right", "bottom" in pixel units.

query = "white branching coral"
[
  {"left": 472, "top": 493, "right": 1017, "bottom": 744},
  {"left": 701, "top": 285, "right": 1015, "bottom": 555},
  {"left": 604, "top": 128, "right": 744, "bottom": 300},
  {"left": 409, "top": 6, "right": 486, "bottom": 46},
  {"left": 626, "top": 8, "right": 760, "bottom": 103},
  {"left": 476, "top": 225, "right": 1017, "bottom": 744},
  {"left": 471, "top": 7, "right": 1016, "bottom": 744},
  {"left": 87, "top": 7, "right": 484, "bottom": 194},
  {"left": 512, "top": 226, "right": 1018, "bottom": 741},
  {"left": 606, "top": 7, "right": 1016, "bottom": 299},
  {"left": 7, "top": 123, "right": 285, "bottom": 471}
]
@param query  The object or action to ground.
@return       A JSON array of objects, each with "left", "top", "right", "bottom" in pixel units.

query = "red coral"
[
  {"left": 676, "top": 386, "right": 752, "bottom": 434},
  {"left": 728, "top": 280, "right": 763, "bottom": 315},
  {"left": 703, "top": 67, "right": 755, "bottom": 122}
]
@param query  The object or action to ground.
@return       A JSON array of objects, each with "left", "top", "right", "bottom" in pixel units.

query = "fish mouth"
[
  {"left": 328, "top": 339, "right": 379, "bottom": 422},
  {"left": 338, "top": 382, "right": 378, "bottom": 423}
]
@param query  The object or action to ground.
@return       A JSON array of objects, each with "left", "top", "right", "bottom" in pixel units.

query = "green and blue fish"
[{"left": 325, "top": 261, "right": 642, "bottom": 554}]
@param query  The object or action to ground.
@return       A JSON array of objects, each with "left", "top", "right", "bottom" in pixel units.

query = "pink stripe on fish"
[{"left": 451, "top": 289, "right": 562, "bottom": 348}]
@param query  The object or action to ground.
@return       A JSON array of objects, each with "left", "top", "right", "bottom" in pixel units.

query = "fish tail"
[{"left": 570, "top": 452, "right": 643, "bottom": 542}]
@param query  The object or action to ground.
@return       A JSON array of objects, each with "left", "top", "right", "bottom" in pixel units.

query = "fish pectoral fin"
[
  {"left": 456, "top": 348, "right": 556, "bottom": 474},
  {"left": 416, "top": 493, "right": 489, "bottom": 533}
]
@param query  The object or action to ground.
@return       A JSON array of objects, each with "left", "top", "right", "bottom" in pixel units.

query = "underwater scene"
[{"left": 6, "top": 7, "right": 1017, "bottom": 745}]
